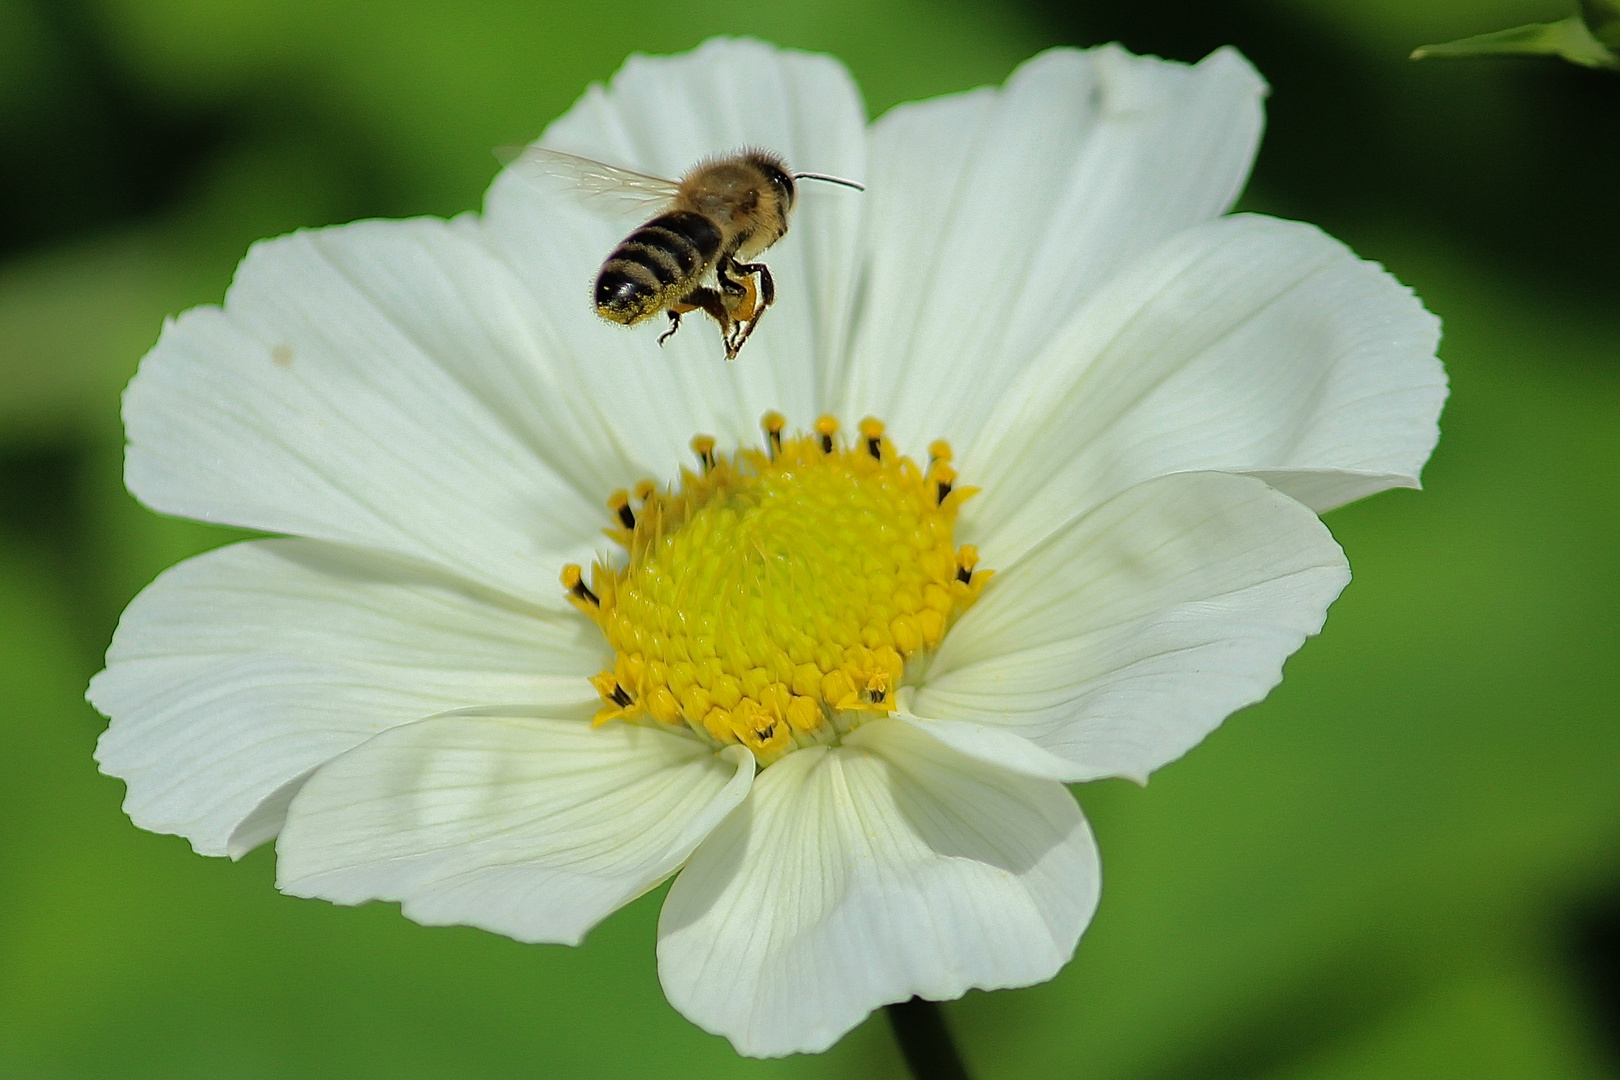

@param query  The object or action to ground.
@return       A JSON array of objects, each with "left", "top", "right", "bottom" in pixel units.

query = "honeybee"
[{"left": 508, "top": 147, "right": 862, "bottom": 360}]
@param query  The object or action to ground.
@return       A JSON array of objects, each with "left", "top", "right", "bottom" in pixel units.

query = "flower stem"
[{"left": 884, "top": 997, "right": 973, "bottom": 1080}]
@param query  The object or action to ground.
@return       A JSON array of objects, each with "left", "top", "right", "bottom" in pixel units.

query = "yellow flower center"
[{"left": 562, "top": 413, "right": 990, "bottom": 764}]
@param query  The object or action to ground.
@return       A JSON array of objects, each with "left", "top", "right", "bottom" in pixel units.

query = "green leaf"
[
  {"left": 1411, "top": 15, "right": 1619, "bottom": 70},
  {"left": 1580, "top": 0, "right": 1620, "bottom": 46}
]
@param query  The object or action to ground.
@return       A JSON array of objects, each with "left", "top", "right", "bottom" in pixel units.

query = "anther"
[
  {"left": 634, "top": 479, "right": 658, "bottom": 503},
  {"left": 931, "top": 462, "right": 957, "bottom": 504},
  {"left": 561, "top": 564, "right": 598, "bottom": 606},
  {"left": 607, "top": 489, "right": 635, "bottom": 530},
  {"left": 761, "top": 411, "right": 786, "bottom": 458},
  {"left": 691, "top": 435, "right": 717, "bottom": 473},
  {"left": 859, "top": 417, "right": 885, "bottom": 460},
  {"left": 609, "top": 683, "right": 633, "bottom": 708},
  {"left": 956, "top": 545, "right": 979, "bottom": 585},
  {"left": 815, "top": 415, "right": 839, "bottom": 454}
]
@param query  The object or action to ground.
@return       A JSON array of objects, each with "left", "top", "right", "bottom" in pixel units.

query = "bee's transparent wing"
[{"left": 498, "top": 146, "right": 680, "bottom": 215}]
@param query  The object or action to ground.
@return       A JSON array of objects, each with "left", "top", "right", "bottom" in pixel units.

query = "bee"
[{"left": 508, "top": 147, "right": 862, "bottom": 360}]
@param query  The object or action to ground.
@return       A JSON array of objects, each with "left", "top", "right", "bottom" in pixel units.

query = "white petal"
[
  {"left": 89, "top": 539, "right": 601, "bottom": 858},
  {"left": 913, "top": 472, "right": 1350, "bottom": 783},
  {"left": 964, "top": 214, "right": 1447, "bottom": 569},
  {"left": 657, "top": 718, "right": 1098, "bottom": 1057},
  {"left": 124, "top": 217, "right": 614, "bottom": 607},
  {"left": 840, "top": 44, "right": 1266, "bottom": 454},
  {"left": 481, "top": 37, "right": 867, "bottom": 462},
  {"left": 277, "top": 713, "right": 754, "bottom": 947}
]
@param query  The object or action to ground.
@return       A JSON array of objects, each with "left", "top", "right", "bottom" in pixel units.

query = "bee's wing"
[{"left": 498, "top": 146, "right": 680, "bottom": 215}]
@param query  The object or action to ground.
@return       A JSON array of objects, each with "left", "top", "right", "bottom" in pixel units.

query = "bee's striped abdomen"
[{"left": 595, "top": 210, "right": 723, "bottom": 325}]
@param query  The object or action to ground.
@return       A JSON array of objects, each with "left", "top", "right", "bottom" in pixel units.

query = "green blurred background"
[{"left": 2, "top": 0, "right": 1617, "bottom": 1076}]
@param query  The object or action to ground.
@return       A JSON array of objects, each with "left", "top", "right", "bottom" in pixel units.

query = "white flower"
[{"left": 87, "top": 38, "right": 1446, "bottom": 1058}]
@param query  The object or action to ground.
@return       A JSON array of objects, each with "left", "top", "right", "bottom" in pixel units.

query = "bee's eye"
[{"left": 754, "top": 158, "right": 796, "bottom": 208}]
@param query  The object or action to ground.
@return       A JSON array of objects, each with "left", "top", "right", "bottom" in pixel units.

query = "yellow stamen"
[
  {"left": 929, "top": 461, "right": 957, "bottom": 504},
  {"left": 607, "top": 489, "right": 634, "bottom": 529},
  {"left": 690, "top": 435, "right": 717, "bottom": 473},
  {"left": 814, "top": 414, "right": 839, "bottom": 454},
  {"left": 858, "top": 416, "right": 886, "bottom": 460},
  {"left": 568, "top": 414, "right": 990, "bottom": 764},
  {"left": 761, "top": 411, "right": 786, "bottom": 457},
  {"left": 561, "top": 563, "right": 598, "bottom": 611}
]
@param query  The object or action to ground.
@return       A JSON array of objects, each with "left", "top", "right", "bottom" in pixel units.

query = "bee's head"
[{"left": 746, "top": 151, "right": 797, "bottom": 212}]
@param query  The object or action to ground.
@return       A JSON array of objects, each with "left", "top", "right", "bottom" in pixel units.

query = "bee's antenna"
[{"left": 794, "top": 172, "right": 865, "bottom": 191}]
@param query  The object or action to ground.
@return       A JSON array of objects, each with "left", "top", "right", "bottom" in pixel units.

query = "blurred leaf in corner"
[
  {"left": 1411, "top": 1, "right": 1620, "bottom": 70},
  {"left": 1583, "top": 0, "right": 1620, "bottom": 45}
]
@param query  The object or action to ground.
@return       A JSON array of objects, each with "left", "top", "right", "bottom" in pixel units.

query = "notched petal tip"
[
  {"left": 1199, "top": 42, "right": 1270, "bottom": 96},
  {"left": 657, "top": 722, "right": 1098, "bottom": 1057}
]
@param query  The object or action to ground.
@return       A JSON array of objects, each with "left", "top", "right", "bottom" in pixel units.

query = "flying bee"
[{"left": 506, "top": 146, "right": 862, "bottom": 361}]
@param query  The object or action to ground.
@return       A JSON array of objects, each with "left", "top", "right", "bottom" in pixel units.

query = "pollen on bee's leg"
[
  {"left": 725, "top": 273, "right": 760, "bottom": 324},
  {"left": 565, "top": 414, "right": 992, "bottom": 761}
]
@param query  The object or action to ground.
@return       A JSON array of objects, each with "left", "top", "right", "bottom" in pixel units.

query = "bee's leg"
[
  {"left": 657, "top": 309, "right": 684, "bottom": 346},
  {"left": 668, "top": 287, "right": 732, "bottom": 350},
  {"left": 732, "top": 261, "right": 775, "bottom": 311},
  {"left": 709, "top": 261, "right": 752, "bottom": 359},
  {"left": 713, "top": 257, "right": 755, "bottom": 321},
  {"left": 723, "top": 262, "right": 776, "bottom": 359},
  {"left": 716, "top": 254, "right": 744, "bottom": 289},
  {"left": 723, "top": 273, "right": 760, "bottom": 324}
]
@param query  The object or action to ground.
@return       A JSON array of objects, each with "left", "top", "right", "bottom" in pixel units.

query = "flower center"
[{"left": 562, "top": 413, "right": 990, "bottom": 764}]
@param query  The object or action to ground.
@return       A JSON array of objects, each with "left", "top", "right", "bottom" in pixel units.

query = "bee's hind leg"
[
  {"left": 717, "top": 259, "right": 759, "bottom": 322},
  {"left": 733, "top": 261, "right": 775, "bottom": 311},
  {"left": 665, "top": 287, "right": 732, "bottom": 350},
  {"left": 722, "top": 262, "right": 775, "bottom": 360},
  {"left": 656, "top": 309, "right": 684, "bottom": 346}
]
